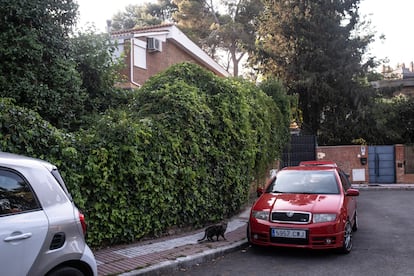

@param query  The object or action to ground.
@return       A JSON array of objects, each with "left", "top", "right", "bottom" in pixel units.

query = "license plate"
[{"left": 271, "top": 228, "right": 307, "bottom": 239}]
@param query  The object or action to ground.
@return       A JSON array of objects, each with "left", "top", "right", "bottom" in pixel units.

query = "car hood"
[{"left": 254, "top": 193, "right": 342, "bottom": 213}]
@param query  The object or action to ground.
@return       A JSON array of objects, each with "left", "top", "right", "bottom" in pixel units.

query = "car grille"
[
  {"left": 271, "top": 211, "right": 311, "bottom": 224},
  {"left": 270, "top": 236, "right": 309, "bottom": 245}
]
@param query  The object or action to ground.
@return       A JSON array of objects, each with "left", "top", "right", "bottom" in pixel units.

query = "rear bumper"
[{"left": 81, "top": 245, "right": 98, "bottom": 276}]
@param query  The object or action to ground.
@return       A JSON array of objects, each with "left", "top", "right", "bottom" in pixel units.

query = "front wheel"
[
  {"left": 246, "top": 222, "right": 251, "bottom": 243},
  {"left": 337, "top": 220, "right": 353, "bottom": 254},
  {"left": 47, "top": 266, "right": 85, "bottom": 276},
  {"left": 352, "top": 211, "right": 358, "bottom": 232},
  {"left": 246, "top": 222, "right": 261, "bottom": 250}
]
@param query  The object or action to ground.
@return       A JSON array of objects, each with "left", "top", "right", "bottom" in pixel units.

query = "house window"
[{"left": 133, "top": 39, "right": 146, "bottom": 69}]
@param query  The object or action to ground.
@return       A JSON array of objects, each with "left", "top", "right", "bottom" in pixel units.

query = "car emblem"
[{"left": 286, "top": 211, "right": 294, "bottom": 217}]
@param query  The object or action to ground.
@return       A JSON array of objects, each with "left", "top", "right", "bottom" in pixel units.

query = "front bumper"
[{"left": 248, "top": 218, "right": 344, "bottom": 250}]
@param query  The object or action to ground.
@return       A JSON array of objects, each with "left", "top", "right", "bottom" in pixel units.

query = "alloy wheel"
[{"left": 341, "top": 221, "right": 353, "bottom": 253}]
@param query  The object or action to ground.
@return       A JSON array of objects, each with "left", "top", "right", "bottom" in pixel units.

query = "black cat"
[{"left": 198, "top": 222, "right": 228, "bottom": 242}]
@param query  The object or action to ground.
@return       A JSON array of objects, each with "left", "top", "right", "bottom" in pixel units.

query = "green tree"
[
  {"left": 172, "top": 0, "right": 219, "bottom": 55},
  {"left": 173, "top": 0, "right": 262, "bottom": 77},
  {"left": 357, "top": 95, "right": 414, "bottom": 145},
  {"left": 110, "top": 0, "right": 177, "bottom": 31},
  {"left": 0, "top": 0, "right": 87, "bottom": 130},
  {"left": 251, "top": 0, "right": 376, "bottom": 140},
  {"left": 70, "top": 27, "right": 132, "bottom": 119},
  {"left": 398, "top": 97, "right": 414, "bottom": 143}
]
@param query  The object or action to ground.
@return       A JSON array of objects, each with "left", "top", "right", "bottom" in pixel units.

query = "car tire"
[
  {"left": 246, "top": 223, "right": 262, "bottom": 250},
  {"left": 352, "top": 211, "right": 358, "bottom": 232},
  {"left": 246, "top": 222, "right": 251, "bottom": 243},
  {"left": 337, "top": 220, "right": 353, "bottom": 254},
  {"left": 47, "top": 266, "right": 85, "bottom": 276}
]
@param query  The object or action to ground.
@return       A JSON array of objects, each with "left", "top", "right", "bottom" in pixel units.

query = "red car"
[{"left": 248, "top": 161, "right": 359, "bottom": 253}]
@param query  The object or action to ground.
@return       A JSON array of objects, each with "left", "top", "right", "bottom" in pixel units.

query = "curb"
[
  {"left": 353, "top": 184, "right": 414, "bottom": 190},
  {"left": 120, "top": 239, "right": 248, "bottom": 276}
]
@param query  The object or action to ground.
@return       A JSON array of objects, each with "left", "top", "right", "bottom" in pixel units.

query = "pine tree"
[
  {"left": 251, "top": 0, "right": 376, "bottom": 138},
  {"left": 173, "top": 0, "right": 262, "bottom": 77}
]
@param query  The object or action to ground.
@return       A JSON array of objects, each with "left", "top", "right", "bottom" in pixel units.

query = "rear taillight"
[{"left": 79, "top": 212, "right": 87, "bottom": 235}]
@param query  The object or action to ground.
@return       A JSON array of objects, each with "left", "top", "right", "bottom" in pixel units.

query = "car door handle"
[{"left": 4, "top": 232, "right": 32, "bottom": 242}]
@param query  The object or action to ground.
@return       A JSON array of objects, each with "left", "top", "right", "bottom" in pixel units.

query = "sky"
[{"left": 76, "top": 0, "right": 414, "bottom": 68}]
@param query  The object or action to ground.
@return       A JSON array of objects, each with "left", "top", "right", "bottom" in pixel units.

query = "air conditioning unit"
[{"left": 147, "top": 37, "right": 161, "bottom": 52}]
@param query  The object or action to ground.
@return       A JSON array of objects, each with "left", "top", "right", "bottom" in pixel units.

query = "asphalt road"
[{"left": 170, "top": 190, "right": 414, "bottom": 276}]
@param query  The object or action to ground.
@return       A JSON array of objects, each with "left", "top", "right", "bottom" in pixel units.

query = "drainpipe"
[{"left": 130, "top": 37, "right": 141, "bottom": 88}]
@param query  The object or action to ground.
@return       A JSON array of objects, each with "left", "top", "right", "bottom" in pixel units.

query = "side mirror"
[
  {"left": 256, "top": 176, "right": 276, "bottom": 197},
  {"left": 346, "top": 188, "right": 359, "bottom": 197},
  {"left": 256, "top": 187, "right": 263, "bottom": 197}
]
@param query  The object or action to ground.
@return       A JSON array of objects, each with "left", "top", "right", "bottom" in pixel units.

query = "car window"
[
  {"left": 0, "top": 168, "right": 40, "bottom": 216},
  {"left": 51, "top": 168, "right": 73, "bottom": 201},
  {"left": 339, "top": 171, "right": 351, "bottom": 191},
  {"left": 266, "top": 170, "right": 339, "bottom": 194}
]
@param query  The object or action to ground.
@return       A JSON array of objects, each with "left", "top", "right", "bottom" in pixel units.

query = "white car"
[{"left": 0, "top": 152, "right": 97, "bottom": 276}]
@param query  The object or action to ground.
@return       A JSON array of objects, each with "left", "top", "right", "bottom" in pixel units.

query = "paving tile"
[{"left": 95, "top": 207, "right": 250, "bottom": 275}]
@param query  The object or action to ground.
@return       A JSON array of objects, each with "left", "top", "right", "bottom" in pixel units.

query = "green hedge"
[
  {"left": 0, "top": 63, "right": 289, "bottom": 247},
  {"left": 0, "top": 98, "right": 72, "bottom": 160}
]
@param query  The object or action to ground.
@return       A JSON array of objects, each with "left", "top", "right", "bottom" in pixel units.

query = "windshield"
[{"left": 266, "top": 170, "right": 339, "bottom": 194}]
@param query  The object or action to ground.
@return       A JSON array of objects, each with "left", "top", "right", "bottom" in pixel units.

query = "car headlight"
[
  {"left": 313, "top": 214, "right": 336, "bottom": 223},
  {"left": 252, "top": 210, "right": 270, "bottom": 221}
]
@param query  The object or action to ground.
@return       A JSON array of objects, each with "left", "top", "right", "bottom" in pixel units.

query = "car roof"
[
  {"left": 299, "top": 160, "right": 337, "bottom": 167},
  {"left": 282, "top": 160, "right": 339, "bottom": 172},
  {"left": 0, "top": 151, "right": 56, "bottom": 172},
  {"left": 282, "top": 166, "right": 336, "bottom": 172}
]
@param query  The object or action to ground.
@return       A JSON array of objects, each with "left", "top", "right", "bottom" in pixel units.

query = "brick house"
[{"left": 110, "top": 24, "right": 230, "bottom": 89}]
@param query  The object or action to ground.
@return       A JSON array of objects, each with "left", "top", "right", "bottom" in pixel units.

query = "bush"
[
  {"left": 0, "top": 98, "right": 72, "bottom": 159},
  {"left": 0, "top": 63, "right": 290, "bottom": 247}
]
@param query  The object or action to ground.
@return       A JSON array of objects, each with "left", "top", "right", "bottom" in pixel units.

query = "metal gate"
[
  {"left": 281, "top": 135, "right": 316, "bottom": 168},
  {"left": 368, "top": 145, "right": 395, "bottom": 183}
]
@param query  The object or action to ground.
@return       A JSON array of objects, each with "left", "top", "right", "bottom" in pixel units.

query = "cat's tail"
[{"left": 197, "top": 233, "right": 207, "bottom": 242}]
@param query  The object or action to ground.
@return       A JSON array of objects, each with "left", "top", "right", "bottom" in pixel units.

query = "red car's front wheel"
[{"left": 338, "top": 220, "right": 353, "bottom": 254}]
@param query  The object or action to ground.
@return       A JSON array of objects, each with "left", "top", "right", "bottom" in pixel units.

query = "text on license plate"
[{"left": 271, "top": 228, "right": 307, "bottom": 239}]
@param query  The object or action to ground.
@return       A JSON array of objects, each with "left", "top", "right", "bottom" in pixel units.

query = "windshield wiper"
[{"left": 268, "top": 190, "right": 285, "bottom": 193}]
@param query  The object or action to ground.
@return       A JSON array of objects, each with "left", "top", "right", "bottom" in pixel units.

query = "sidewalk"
[
  {"left": 93, "top": 183, "right": 414, "bottom": 276},
  {"left": 94, "top": 207, "right": 251, "bottom": 276},
  {"left": 353, "top": 183, "right": 414, "bottom": 190}
]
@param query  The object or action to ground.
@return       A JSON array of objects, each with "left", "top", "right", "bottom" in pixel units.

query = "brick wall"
[
  {"left": 136, "top": 40, "right": 195, "bottom": 84},
  {"left": 133, "top": 39, "right": 205, "bottom": 85},
  {"left": 316, "top": 145, "right": 369, "bottom": 184},
  {"left": 118, "top": 38, "right": 210, "bottom": 87},
  {"left": 395, "top": 144, "right": 414, "bottom": 183},
  {"left": 316, "top": 145, "right": 414, "bottom": 184}
]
